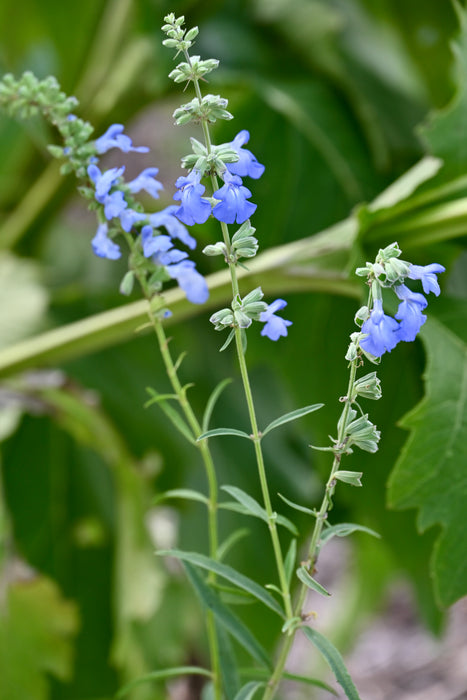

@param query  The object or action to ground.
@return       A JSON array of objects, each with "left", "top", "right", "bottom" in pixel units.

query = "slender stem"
[{"left": 261, "top": 359, "right": 359, "bottom": 700}]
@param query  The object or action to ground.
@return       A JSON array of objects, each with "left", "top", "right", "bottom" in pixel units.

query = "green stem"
[{"left": 261, "top": 359, "right": 358, "bottom": 700}]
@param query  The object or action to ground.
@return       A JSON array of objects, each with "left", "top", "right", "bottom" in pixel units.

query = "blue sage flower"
[
  {"left": 360, "top": 299, "right": 399, "bottom": 357},
  {"left": 127, "top": 168, "right": 164, "bottom": 199},
  {"left": 212, "top": 170, "right": 256, "bottom": 224},
  {"left": 141, "top": 226, "right": 173, "bottom": 258},
  {"left": 149, "top": 205, "right": 196, "bottom": 249},
  {"left": 91, "top": 223, "right": 121, "bottom": 260},
  {"left": 88, "top": 164, "right": 125, "bottom": 202},
  {"left": 103, "top": 190, "right": 128, "bottom": 220},
  {"left": 173, "top": 170, "right": 212, "bottom": 225},
  {"left": 95, "top": 124, "right": 149, "bottom": 154},
  {"left": 120, "top": 208, "right": 147, "bottom": 232},
  {"left": 166, "top": 259, "right": 209, "bottom": 305},
  {"left": 259, "top": 299, "right": 292, "bottom": 341},
  {"left": 394, "top": 284, "right": 427, "bottom": 342},
  {"left": 227, "top": 130, "right": 265, "bottom": 179},
  {"left": 407, "top": 263, "right": 445, "bottom": 296}
]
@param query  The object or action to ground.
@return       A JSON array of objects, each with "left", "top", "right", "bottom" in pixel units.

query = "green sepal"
[{"left": 333, "top": 470, "right": 363, "bottom": 487}]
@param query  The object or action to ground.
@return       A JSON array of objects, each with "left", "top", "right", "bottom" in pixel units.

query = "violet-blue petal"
[
  {"left": 120, "top": 208, "right": 146, "bottom": 232},
  {"left": 95, "top": 123, "right": 149, "bottom": 154},
  {"left": 141, "top": 226, "right": 173, "bottom": 258},
  {"left": 104, "top": 190, "right": 128, "bottom": 220},
  {"left": 88, "top": 164, "right": 125, "bottom": 202},
  {"left": 227, "top": 129, "right": 265, "bottom": 179},
  {"left": 259, "top": 298, "right": 292, "bottom": 341},
  {"left": 159, "top": 248, "right": 189, "bottom": 265},
  {"left": 173, "top": 170, "right": 211, "bottom": 226},
  {"left": 167, "top": 260, "right": 209, "bottom": 304},
  {"left": 150, "top": 205, "right": 197, "bottom": 250},
  {"left": 91, "top": 223, "right": 121, "bottom": 260},
  {"left": 360, "top": 299, "right": 399, "bottom": 357},
  {"left": 212, "top": 171, "right": 256, "bottom": 224},
  {"left": 408, "top": 263, "right": 445, "bottom": 296},
  {"left": 127, "top": 168, "right": 164, "bottom": 199}
]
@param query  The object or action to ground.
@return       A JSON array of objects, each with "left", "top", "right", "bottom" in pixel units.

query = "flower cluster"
[
  {"left": 356, "top": 244, "right": 444, "bottom": 358},
  {"left": 86, "top": 124, "right": 208, "bottom": 304},
  {"left": 210, "top": 288, "right": 292, "bottom": 343},
  {"left": 173, "top": 130, "right": 264, "bottom": 227}
]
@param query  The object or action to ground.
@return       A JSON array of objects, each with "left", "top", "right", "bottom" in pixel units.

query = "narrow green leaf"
[
  {"left": 220, "top": 487, "right": 298, "bottom": 536},
  {"left": 320, "top": 522, "right": 380, "bottom": 544},
  {"left": 116, "top": 666, "right": 213, "bottom": 698},
  {"left": 233, "top": 681, "right": 265, "bottom": 700},
  {"left": 302, "top": 627, "right": 362, "bottom": 700},
  {"left": 145, "top": 390, "right": 195, "bottom": 444},
  {"left": 197, "top": 428, "right": 251, "bottom": 441},
  {"left": 217, "top": 528, "right": 250, "bottom": 561},
  {"left": 157, "top": 550, "right": 284, "bottom": 617},
  {"left": 334, "top": 470, "right": 363, "bottom": 487},
  {"left": 262, "top": 403, "right": 324, "bottom": 437},
  {"left": 278, "top": 493, "right": 318, "bottom": 517},
  {"left": 216, "top": 622, "right": 241, "bottom": 700},
  {"left": 219, "top": 329, "right": 236, "bottom": 352},
  {"left": 296, "top": 567, "right": 331, "bottom": 597},
  {"left": 202, "top": 378, "right": 233, "bottom": 433},
  {"left": 284, "top": 539, "right": 297, "bottom": 588},
  {"left": 183, "top": 563, "right": 272, "bottom": 669},
  {"left": 144, "top": 389, "right": 178, "bottom": 407},
  {"left": 240, "top": 667, "right": 338, "bottom": 694},
  {"left": 153, "top": 488, "right": 209, "bottom": 506}
]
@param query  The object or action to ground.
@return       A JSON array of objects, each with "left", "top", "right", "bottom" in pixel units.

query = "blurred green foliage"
[{"left": 1, "top": 1, "right": 467, "bottom": 698}]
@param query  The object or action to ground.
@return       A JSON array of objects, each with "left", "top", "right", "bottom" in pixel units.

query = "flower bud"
[{"left": 352, "top": 372, "right": 382, "bottom": 400}]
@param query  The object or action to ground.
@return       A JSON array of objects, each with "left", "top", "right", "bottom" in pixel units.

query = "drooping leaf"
[
  {"left": 296, "top": 567, "right": 331, "bottom": 597},
  {"left": 261, "top": 403, "right": 324, "bottom": 437},
  {"left": 320, "top": 522, "right": 381, "bottom": 544},
  {"left": 302, "top": 627, "right": 362, "bottom": 700},
  {"left": 183, "top": 562, "right": 272, "bottom": 669},
  {"left": 153, "top": 488, "right": 209, "bottom": 506},
  {"left": 388, "top": 316, "right": 467, "bottom": 606},
  {"left": 220, "top": 485, "right": 298, "bottom": 535},
  {"left": 116, "top": 666, "right": 213, "bottom": 698},
  {"left": 157, "top": 550, "right": 284, "bottom": 617},
  {"left": 145, "top": 389, "right": 195, "bottom": 444},
  {"left": 278, "top": 493, "right": 318, "bottom": 518},
  {"left": 197, "top": 428, "right": 252, "bottom": 441}
]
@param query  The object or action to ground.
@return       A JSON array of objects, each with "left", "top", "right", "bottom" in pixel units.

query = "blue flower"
[
  {"left": 127, "top": 168, "right": 164, "bottom": 199},
  {"left": 103, "top": 190, "right": 128, "bottom": 220},
  {"left": 95, "top": 124, "right": 149, "bottom": 154},
  {"left": 149, "top": 205, "right": 197, "bottom": 249},
  {"left": 166, "top": 260, "right": 209, "bottom": 305},
  {"left": 360, "top": 299, "right": 399, "bottom": 357},
  {"left": 140, "top": 226, "right": 173, "bottom": 258},
  {"left": 394, "top": 284, "right": 427, "bottom": 342},
  {"left": 88, "top": 164, "right": 125, "bottom": 202},
  {"left": 259, "top": 299, "right": 292, "bottom": 341},
  {"left": 407, "top": 263, "right": 445, "bottom": 296},
  {"left": 227, "top": 130, "right": 265, "bottom": 179},
  {"left": 91, "top": 223, "right": 121, "bottom": 260},
  {"left": 212, "top": 171, "right": 256, "bottom": 224},
  {"left": 173, "top": 170, "right": 212, "bottom": 225},
  {"left": 120, "top": 208, "right": 146, "bottom": 232}
]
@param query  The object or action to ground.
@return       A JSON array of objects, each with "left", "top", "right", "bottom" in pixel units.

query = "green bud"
[
  {"left": 352, "top": 372, "right": 382, "bottom": 400},
  {"left": 120, "top": 271, "right": 135, "bottom": 296},
  {"left": 203, "top": 242, "right": 227, "bottom": 257},
  {"left": 241, "top": 287, "right": 264, "bottom": 305},
  {"left": 185, "top": 26, "right": 199, "bottom": 41},
  {"left": 210, "top": 308, "right": 234, "bottom": 331},
  {"left": 345, "top": 413, "right": 381, "bottom": 453},
  {"left": 234, "top": 309, "right": 252, "bottom": 329}
]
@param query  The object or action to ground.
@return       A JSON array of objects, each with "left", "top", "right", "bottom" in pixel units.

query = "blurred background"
[{"left": 0, "top": 1, "right": 466, "bottom": 698}]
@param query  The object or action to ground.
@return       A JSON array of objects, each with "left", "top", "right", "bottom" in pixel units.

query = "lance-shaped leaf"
[
  {"left": 233, "top": 681, "right": 265, "bottom": 700},
  {"left": 320, "top": 522, "right": 380, "bottom": 544},
  {"left": 183, "top": 563, "right": 272, "bottom": 669},
  {"left": 116, "top": 666, "right": 213, "bottom": 698},
  {"left": 202, "top": 378, "right": 233, "bottom": 432},
  {"left": 261, "top": 404, "right": 324, "bottom": 437},
  {"left": 296, "top": 566, "right": 331, "bottom": 597},
  {"left": 302, "top": 627, "right": 362, "bottom": 700},
  {"left": 153, "top": 488, "right": 209, "bottom": 506},
  {"left": 197, "top": 428, "right": 252, "bottom": 441},
  {"left": 220, "top": 485, "right": 298, "bottom": 535},
  {"left": 388, "top": 316, "right": 467, "bottom": 606},
  {"left": 157, "top": 550, "right": 284, "bottom": 617}
]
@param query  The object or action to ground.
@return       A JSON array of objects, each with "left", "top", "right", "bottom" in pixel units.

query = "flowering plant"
[{"left": 0, "top": 6, "right": 465, "bottom": 700}]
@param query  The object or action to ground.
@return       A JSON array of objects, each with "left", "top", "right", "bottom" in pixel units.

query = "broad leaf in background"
[
  {"left": 388, "top": 315, "right": 467, "bottom": 607},
  {"left": 0, "top": 575, "right": 78, "bottom": 700}
]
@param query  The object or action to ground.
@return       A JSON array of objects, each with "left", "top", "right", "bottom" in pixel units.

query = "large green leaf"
[
  {"left": 0, "top": 576, "right": 79, "bottom": 700},
  {"left": 388, "top": 315, "right": 467, "bottom": 606}
]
